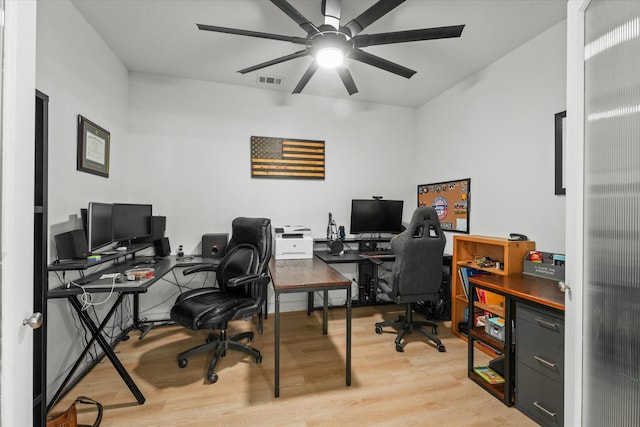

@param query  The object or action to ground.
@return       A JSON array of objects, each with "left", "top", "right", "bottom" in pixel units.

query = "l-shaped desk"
[{"left": 47, "top": 246, "right": 217, "bottom": 411}]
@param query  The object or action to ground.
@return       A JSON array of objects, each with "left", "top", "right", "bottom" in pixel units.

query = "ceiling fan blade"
[
  {"left": 271, "top": 0, "right": 320, "bottom": 35},
  {"left": 292, "top": 61, "right": 320, "bottom": 94},
  {"left": 321, "top": 0, "right": 342, "bottom": 30},
  {"left": 197, "top": 24, "right": 307, "bottom": 45},
  {"left": 238, "top": 50, "right": 309, "bottom": 74},
  {"left": 344, "top": 0, "right": 405, "bottom": 36},
  {"left": 350, "top": 49, "right": 416, "bottom": 79},
  {"left": 354, "top": 25, "right": 465, "bottom": 48},
  {"left": 336, "top": 65, "right": 358, "bottom": 95}
]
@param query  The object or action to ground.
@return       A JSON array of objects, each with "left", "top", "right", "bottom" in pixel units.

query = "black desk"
[
  {"left": 311, "top": 250, "right": 453, "bottom": 312},
  {"left": 47, "top": 254, "right": 215, "bottom": 411}
]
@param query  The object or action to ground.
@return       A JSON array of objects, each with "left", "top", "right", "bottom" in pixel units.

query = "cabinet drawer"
[
  {"left": 517, "top": 304, "right": 564, "bottom": 381},
  {"left": 516, "top": 362, "right": 563, "bottom": 426}
]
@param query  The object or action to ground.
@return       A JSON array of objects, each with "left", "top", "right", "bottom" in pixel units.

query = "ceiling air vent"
[{"left": 257, "top": 75, "right": 283, "bottom": 86}]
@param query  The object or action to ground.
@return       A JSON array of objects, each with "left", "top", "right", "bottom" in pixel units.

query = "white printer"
[{"left": 273, "top": 225, "right": 313, "bottom": 260}]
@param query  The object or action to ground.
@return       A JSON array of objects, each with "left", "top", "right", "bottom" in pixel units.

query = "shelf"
[
  {"left": 456, "top": 260, "right": 507, "bottom": 276},
  {"left": 470, "top": 327, "right": 505, "bottom": 352},
  {"left": 469, "top": 370, "right": 506, "bottom": 398}
]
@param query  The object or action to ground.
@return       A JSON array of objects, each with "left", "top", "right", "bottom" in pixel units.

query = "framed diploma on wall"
[{"left": 77, "top": 115, "right": 110, "bottom": 178}]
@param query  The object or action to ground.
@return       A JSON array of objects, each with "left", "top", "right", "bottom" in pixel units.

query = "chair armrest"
[
  {"left": 227, "top": 273, "right": 271, "bottom": 288},
  {"left": 182, "top": 263, "right": 219, "bottom": 276}
]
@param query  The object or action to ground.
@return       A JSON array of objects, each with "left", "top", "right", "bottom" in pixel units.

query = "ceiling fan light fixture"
[{"left": 316, "top": 46, "right": 344, "bottom": 68}]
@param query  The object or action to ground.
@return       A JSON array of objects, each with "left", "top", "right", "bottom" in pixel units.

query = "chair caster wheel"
[
  {"left": 375, "top": 326, "right": 383, "bottom": 334},
  {"left": 437, "top": 344, "right": 446, "bottom": 352},
  {"left": 247, "top": 335, "right": 253, "bottom": 343},
  {"left": 208, "top": 373, "right": 218, "bottom": 384},
  {"left": 395, "top": 344, "right": 404, "bottom": 353},
  {"left": 255, "top": 354, "right": 262, "bottom": 364},
  {"left": 178, "top": 358, "right": 188, "bottom": 368},
  {"left": 432, "top": 326, "right": 438, "bottom": 334}
]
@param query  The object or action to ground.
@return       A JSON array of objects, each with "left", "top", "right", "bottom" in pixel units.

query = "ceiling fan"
[{"left": 197, "top": 0, "right": 464, "bottom": 95}]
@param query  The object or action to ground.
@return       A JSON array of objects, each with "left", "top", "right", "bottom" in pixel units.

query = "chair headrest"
[
  {"left": 408, "top": 207, "right": 442, "bottom": 237},
  {"left": 229, "top": 217, "right": 272, "bottom": 272}
]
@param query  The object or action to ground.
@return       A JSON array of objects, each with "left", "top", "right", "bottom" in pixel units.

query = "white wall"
[
  {"left": 127, "top": 74, "right": 416, "bottom": 314},
  {"left": 127, "top": 73, "right": 416, "bottom": 252},
  {"left": 416, "top": 21, "right": 567, "bottom": 255},
  {"left": 36, "top": 0, "right": 130, "bottom": 399}
]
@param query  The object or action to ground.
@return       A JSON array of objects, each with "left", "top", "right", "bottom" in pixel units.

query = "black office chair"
[
  {"left": 170, "top": 217, "right": 272, "bottom": 383},
  {"left": 374, "top": 207, "right": 447, "bottom": 353}
]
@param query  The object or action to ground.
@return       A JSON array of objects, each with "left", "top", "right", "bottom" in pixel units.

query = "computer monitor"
[
  {"left": 349, "top": 199, "right": 404, "bottom": 235},
  {"left": 87, "top": 202, "right": 113, "bottom": 252},
  {"left": 112, "top": 203, "right": 152, "bottom": 244}
]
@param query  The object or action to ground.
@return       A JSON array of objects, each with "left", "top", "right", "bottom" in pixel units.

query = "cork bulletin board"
[{"left": 417, "top": 178, "right": 470, "bottom": 233}]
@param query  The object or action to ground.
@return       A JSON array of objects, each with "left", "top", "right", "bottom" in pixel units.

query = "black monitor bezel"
[
  {"left": 349, "top": 199, "right": 404, "bottom": 235},
  {"left": 112, "top": 203, "right": 153, "bottom": 243},
  {"left": 87, "top": 202, "right": 114, "bottom": 253}
]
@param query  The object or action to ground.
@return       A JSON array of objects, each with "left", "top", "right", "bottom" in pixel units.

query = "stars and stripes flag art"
[{"left": 250, "top": 136, "right": 325, "bottom": 179}]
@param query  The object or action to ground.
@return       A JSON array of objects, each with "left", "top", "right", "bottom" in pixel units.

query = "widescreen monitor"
[
  {"left": 87, "top": 202, "right": 113, "bottom": 252},
  {"left": 112, "top": 203, "right": 152, "bottom": 243},
  {"left": 349, "top": 199, "right": 404, "bottom": 235}
]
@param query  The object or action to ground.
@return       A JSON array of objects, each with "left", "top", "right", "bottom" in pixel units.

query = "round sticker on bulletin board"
[{"left": 432, "top": 196, "right": 448, "bottom": 220}]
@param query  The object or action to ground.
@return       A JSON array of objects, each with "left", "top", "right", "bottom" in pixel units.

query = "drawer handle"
[
  {"left": 535, "top": 318, "right": 559, "bottom": 331},
  {"left": 533, "top": 401, "right": 557, "bottom": 418},
  {"left": 534, "top": 355, "right": 558, "bottom": 369}
]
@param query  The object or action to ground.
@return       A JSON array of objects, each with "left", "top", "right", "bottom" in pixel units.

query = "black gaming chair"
[
  {"left": 374, "top": 207, "right": 447, "bottom": 352},
  {"left": 170, "top": 217, "right": 272, "bottom": 383}
]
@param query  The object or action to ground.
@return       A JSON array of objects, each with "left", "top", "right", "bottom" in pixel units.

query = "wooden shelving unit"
[{"left": 451, "top": 235, "right": 535, "bottom": 346}]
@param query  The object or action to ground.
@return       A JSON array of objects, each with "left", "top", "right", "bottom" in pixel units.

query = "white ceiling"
[{"left": 70, "top": 0, "right": 567, "bottom": 108}]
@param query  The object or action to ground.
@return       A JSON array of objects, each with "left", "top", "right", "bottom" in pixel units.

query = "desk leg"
[
  {"left": 323, "top": 290, "right": 329, "bottom": 335},
  {"left": 274, "top": 291, "right": 280, "bottom": 398},
  {"left": 71, "top": 296, "right": 145, "bottom": 405},
  {"left": 307, "top": 291, "right": 313, "bottom": 315},
  {"left": 49, "top": 294, "right": 145, "bottom": 411},
  {"left": 346, "top": 285, "right": 352, "bottom": 387}
]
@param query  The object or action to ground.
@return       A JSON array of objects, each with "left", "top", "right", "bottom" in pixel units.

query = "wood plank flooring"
[{"left": 49, "top": 305, "right": 536, "bottom": 426}]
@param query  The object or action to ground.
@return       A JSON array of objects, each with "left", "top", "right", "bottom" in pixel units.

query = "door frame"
[
  {"left": 1, "top": 1, "right": 37, "bottom": 426},
  {"left": 565, "top": 0, "right": 589, "bottom": 425}
]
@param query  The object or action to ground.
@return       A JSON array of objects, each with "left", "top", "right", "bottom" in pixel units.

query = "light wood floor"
[{"left": 50, "top": 305, "right": 536, "bottom": 426}]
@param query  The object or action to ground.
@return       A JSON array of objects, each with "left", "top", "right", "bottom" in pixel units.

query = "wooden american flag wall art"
[{"left": 250, "top": 136, "right": 325, "bottom": 179}]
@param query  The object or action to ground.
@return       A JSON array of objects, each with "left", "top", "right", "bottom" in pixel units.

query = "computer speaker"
[
  {"left": 54, "top": 229, "right": 89, "bottom": 260},
  {"left": 328, "top": 239, "right": 344, "bottom": 255},
  {"left": 154, "top": 237, "right": 171, "bottom": 258},
  {"left": 201, "top": 233, "right": 228, "bottom": 259}
]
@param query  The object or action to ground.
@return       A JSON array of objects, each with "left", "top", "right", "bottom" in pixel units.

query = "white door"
[
  {"left": 567, "top": 0, "right": 640, "bottom": 424},
  {"left": 1, "top": 1, "right": 37, "bottom": 426}
]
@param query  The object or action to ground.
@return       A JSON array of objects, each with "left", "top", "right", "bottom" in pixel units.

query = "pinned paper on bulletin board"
[{"left": 417, "top": 178, "right": 470, "bottom": 233}]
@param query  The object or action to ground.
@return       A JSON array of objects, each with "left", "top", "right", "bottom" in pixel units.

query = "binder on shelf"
[
  {"left": 473, "top": 366, "right": 505, "bottom": 384},
  {"left": 459, "top": 267, "right": 489, "bottom": 301}
]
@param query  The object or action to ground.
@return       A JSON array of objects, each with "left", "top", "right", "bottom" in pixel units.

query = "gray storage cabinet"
[{"left": 516, "top": 303, "right": 565, "bottom": 426}]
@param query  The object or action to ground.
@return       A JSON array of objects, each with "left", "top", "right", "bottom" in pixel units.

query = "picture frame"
[
  {"left": 77, "top": 115, "right": 110, "bottom": 178},
  {"left": 417, "top": 178, "right": 471, "bottom": 234},
  {"left": 554, "top": 111, "right": 567, "bottom": 195}
]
